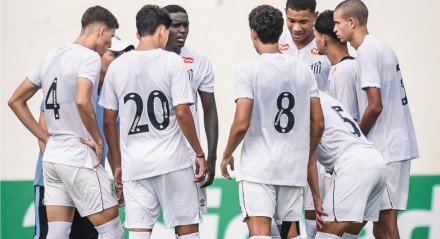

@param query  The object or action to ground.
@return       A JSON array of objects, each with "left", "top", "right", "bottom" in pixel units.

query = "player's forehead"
[
  {"left": 285, "top": 8, "right": 314, "bottom": 21},
  {"left": 169, "top": 12, "right": 188, "bottom": 24}
]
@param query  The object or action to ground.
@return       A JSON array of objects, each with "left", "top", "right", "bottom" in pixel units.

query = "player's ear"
[
  {"left": 98, "top": 26, "right": 105, "bottom": 38},
  {"left": 136, "top": 32, "right": 140, "bottom": 40},
  {"left": 251, "top": 29, "right": 258, "bottom": 41},
  {"left": 349, "top": 17, "right": 356, "bottom": 29}
]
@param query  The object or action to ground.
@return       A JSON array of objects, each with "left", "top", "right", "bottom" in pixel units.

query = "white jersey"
[
  {"left": 325, "top": 56, "right": 360, "bottom": 121},
  {"left": 235, "top": 53, "right": 319, "bottom": 186},
  {"left": 357, "top": 35, "right": 419, "bottom": 163},
  {"left": 99, "top": 49, "right": 194, "bottom": 181},
  {"left": 278, "top": 30, "right": 331, "bottom": 91},
  {"left": 179, "top": 46, "right": 215, "bottom": 137},
  {"left": 28, "top": 43, "right": 101, "bottom": 168},
  {"left": 317, "top": 92, "right": 373, "bottom": 172}
]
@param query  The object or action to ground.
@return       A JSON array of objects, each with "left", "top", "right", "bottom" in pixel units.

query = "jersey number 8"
[{"left": 274, "top": 92, "right": 295, "bottom": 133}]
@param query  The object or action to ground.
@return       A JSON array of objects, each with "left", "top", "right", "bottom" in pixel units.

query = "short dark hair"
[
  {"left": 163, "top": 5, "right": 187, "bottom": 14},
  {"left": 136, "top": 5, "right": 172, "bottom": 37},
  {"left": 315, "top": 10, "right": 340, "bottom": 41},
  {"left": 248, "top": 5, "right": 284, "bottom": 44},
  {"left": 335, "top": 0, "right": 368, "bottom": 25},
  {"left": 81, "top": 5, "right": 119, "bottom": 29},
  {"left": 286, "top": 0, "right": 316, "bottom": 13}
]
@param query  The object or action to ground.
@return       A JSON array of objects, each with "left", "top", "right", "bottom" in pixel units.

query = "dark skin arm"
[
  {"left": 198, "top": 91, "right": 219, "bottom": 188},
  {"left": 103, "top": 108, "right": 124, "bottom": 206},
  {"left": 175, "top": 104, "right": 208, "bottom": 182},
  {"left": 221, "top": 99, "right": 252, "bottom": 179},
  {"left": 359, "top": 87, "right": 383, "bottom": 136},
  {"left": 307, "top": 97, "right": 327, "bottom": 228}
]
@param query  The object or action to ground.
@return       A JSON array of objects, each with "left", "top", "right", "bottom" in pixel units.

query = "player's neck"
[
  {"left": 258, "top": 43, "right": 281, "bottom": 55},
  {"left": 165, "top": 45, "right": 182, "bottom": 55},
  {"left": 74, "top": 35, "right": 97, "bottom": 52},
  {"left": 137, "top": 37, "right": 161, "bottom": 51},
  {"left": 326, "top": 45, "right": 350, "bottom": 66},
  {"left": 293, "top": 32, "right": 314, "bottom": 50},
  {"left": 350, "top": 27, "right": 369, "bottom": 50}
]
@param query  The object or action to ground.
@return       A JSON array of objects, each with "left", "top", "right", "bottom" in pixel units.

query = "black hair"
[
  {"left": 81, "top": 5, "right": 119, "bottom": 29},
  {"left": 248, "top": 5, "right": 284, "bottom": 44},
  {"left": 136, "top": 5, "right": 172, "bottom": 36},
  {"left": 315, "top": 10, "right": 339, "bottom": 41},
  {"left": 163, "top": 5, "right": 187, "bottom": 14},
  {"left": 286, "top": 0, "right": 316, "bottom": 13},
  {"left": 335, "top": 0, "right": 368, "bottom": 25}
]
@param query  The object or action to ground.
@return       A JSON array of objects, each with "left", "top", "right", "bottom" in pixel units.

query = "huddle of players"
[{"left": 7, "top": 1, "right": 418, "bottom": 239}]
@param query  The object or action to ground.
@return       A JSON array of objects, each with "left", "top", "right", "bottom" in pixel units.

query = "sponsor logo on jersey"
[
  {"left": 279, "top": 43, "right": 290, "bottom": 53},
  {"left": 182, "top": 56, "right": 194, "bottom": 64},
  {"left": 311, "top": 47, "right": 320, "bottom": 56}
]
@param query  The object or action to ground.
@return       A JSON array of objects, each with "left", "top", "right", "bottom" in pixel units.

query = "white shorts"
[
  {"left": 43, "top": 162, "right": 117, "bottom": 217},
  {"left": 381, "top": 160, "right": 411, "bottom": 210},
  {"left": 323, "top": 146, "right": 387, "bottom": 223},
  {"left": 123, "top": 167, "right": 202, "bottom": 229},
  {"left": 304, "top": 162, "right": 333, "bottom": 210},
  {"left": 239, "top": 180, "right": 303, "bottom": 225}
]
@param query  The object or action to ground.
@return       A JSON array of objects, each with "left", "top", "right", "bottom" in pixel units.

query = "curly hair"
[{"left": 248, "top": 5, "right": 284, "bottom": 44}]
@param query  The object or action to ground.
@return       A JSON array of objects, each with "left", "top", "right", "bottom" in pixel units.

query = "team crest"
[
  {"left": 182, "top": 56, "right": 194, "bottom": 64},
  {"left": 279, "top": 43, "right": 290, "bottom": 53}
]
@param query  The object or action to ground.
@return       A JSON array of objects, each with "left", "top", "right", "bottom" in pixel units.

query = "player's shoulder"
[
  {"left": 336, "top": 57, "right": 357, "bottom": 73},
  {"left": 236, "top": 57, "right": 260, "bottom": 77},
  {"left": 181, "top": 46, "right": 210, "bottom": 64}
]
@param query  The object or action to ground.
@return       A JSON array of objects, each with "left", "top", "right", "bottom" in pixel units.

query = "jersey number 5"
[
  {"left": 331, "top": 106, "right": 361, "bottom": 137},
  {"left": 45, "top": 78, "right": 60, "bottom": 120},
  {"left": 124, "top": 91, "right": 170, "bottom": 135},
  {"left": 274, "top": 92, "right": 295, "bottom": 133}
]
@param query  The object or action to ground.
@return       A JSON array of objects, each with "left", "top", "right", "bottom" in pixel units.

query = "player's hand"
[
  {"left": 113, "top": 167, "right": 124, "bottom": 207},
  {"left": 39, "top": 135, "right": 50, "bottom": 154},
  {"left": 313, "top": 197, "right": 328, "bottom": 229},
  {"left": 201, "top": 157, "right": 216, "bottom": 188},
  {"left": 194, "top": 155, "right": 208, "bottom": 183},
  {"left": 80, "top": 138, "right": 103, "bottom": 168},
  {"left": 220, "top": 154, "right": 234, "bottom": 179}
]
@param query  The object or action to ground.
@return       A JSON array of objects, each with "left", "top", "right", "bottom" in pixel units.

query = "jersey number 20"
[
  {"left": 274, "top": 92, "right": 295, "bottom": 133},
  {"left": 124, "top": 91, "right": 170, "bottom": 135}
]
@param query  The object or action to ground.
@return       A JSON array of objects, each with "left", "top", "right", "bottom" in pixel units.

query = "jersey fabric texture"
[{"left": 234, "top": 53, "right": 319, "bottom": 186}]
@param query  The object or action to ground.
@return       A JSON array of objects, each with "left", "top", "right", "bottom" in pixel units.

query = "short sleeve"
[
  {"left": 78, "top": 51, "right": 101, "bottom": 85},
  {"left": 28, "top": 60, "right": 44, "bottom": 89},
  {"left": 170, "top": 55, "right": 194, "bottom": 107},
  {"left": 358, "top": 44, "right": 381, "bottom": 89},
  {"left": 307, "top": 67, "right": 320, "bottom": 98},
  {"left": 98, "top": 64, "right": 119, "bottom": 110},
  {"left": 234, "top": 64, "right": 254, "bottom": 101},
  {"left": 197, "top": 56, "right": 215, "bottom": 93}
]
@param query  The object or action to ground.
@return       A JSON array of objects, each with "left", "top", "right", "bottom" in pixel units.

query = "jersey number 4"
[
  {"left": 124, "top": 91, "right": 170, "bottom": 135},
  {"left": 45, "top": 78, "right": 60, "bottom": 120},
  {"left": 397, "top": 64, "right": 408, "bottom": 105},
  {"left": 274, "top": 92, "right": 295, "bottom": 133}
]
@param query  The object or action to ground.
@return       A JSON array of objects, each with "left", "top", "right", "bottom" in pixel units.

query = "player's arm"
[
  {"left": 38, "top": 109, "right": 48, "bottom": 154},
  {"left": 199, "top": 91, "right": 219, "bottom": 187},
  {"left": 76, "top": 78, "right": 103, "bottom": 166},
  {"left": 175, "top": 104, "right": 208, "bottom": 182},
  {"left": 8, "top": 79, "right": 50, "bottom": 144},
  {"left": 359, "top": 87, "right": 382, "bottom": 135},
  {"left": 308, "top": 97, "right": 326, "bottom": 226},
  {"left": 221, "top": 98, "right": 252, "bottom": 179}
]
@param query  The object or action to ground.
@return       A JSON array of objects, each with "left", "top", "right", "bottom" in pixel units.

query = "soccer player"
[
  {"left": 314, "top": 10, "right": 359, "bottom": 120},
  {"left": 279, "top": 0, "right": 331, "bottom": 91},
  {"left": 311, "top": 92, "right": 387, "bottom": 239},
  {"left": 32, "top": 36, "right": 133, "bottom": 239},
  {"left": 163, "top": 4, "right": 219, "bottom": 213},
  {"left": 99, "top": 5, "right": 208, "bottom": 239},
  {"left": 8, "top": 6, "right": 124, "bottom": 239},
  {"left": 220, "top": 5, "right": 325, "bottom": 239},
  {"left": 334, "top": 1, "right": 419, "bottom": 238}
]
